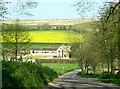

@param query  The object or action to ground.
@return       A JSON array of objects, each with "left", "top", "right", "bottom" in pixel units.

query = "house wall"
[
  {"left": 57, "top": 46, "right": 70, "bottom": 59},
  {"left": 30, "top": 50, "right": 57, "bottom": 56},
  {"left": 29, "top": 46, "right": 70, "bottom": 59}
]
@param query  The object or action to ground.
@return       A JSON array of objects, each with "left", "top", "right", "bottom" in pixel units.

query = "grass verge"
[{"left": 77, "top": 71, "right": 120, "bottom": 85}]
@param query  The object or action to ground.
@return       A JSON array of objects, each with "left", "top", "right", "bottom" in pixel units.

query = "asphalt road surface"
[{"left": 44, "top": 69, "right": 120, "bottom": 89}]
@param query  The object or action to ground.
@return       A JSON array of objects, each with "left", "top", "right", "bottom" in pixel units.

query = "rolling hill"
[{"left": 0, "top": 19, "right": 97, "bottom": 26}]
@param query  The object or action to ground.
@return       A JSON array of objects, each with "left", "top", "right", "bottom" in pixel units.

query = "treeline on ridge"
[{"left": 27, "top": 21, "right": 98, "bottom": 33}]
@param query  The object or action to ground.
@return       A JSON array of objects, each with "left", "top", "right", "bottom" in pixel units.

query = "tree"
[
  {"left": 0, "top": 0, "right": 38, "bottom": 60},
  {"left": 70, "top": 30, "right": 101, "bottom": 74},
  {"left": 75, "top": 1, "right": 120, "bottom": 74},
  {"left": 41, "top": 23, "right": 51, "bottom": 30},
  {"left": 98, "top": 2, "right": 120, "bottom": 74},
  {"left": 2, "top": 20, "right": 31, "bottom": 61},
  {"left": 69, "top": 36, "right": 84, "bottom": 71},
  {"left": 0, "top": 0, "right": 38, "bottom": 19}
]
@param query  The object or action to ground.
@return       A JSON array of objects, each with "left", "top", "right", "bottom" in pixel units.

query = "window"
[
  {"left": 32, "top": 50, "right": 35, "bottom": 53},
  {"left": 64, "top": 55, "right": 66, "bottom": 57}
]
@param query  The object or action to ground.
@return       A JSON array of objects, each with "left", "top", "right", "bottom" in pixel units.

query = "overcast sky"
[{"left": 4, "top": 0, "right": 118, "bottom": 20}]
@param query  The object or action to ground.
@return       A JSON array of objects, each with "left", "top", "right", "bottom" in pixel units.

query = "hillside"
[
  {"left": 1, "top": 19, "right": 97, "bottom": 44},
  {"left": 0, "top": 19, "right": 97, "bottom": 26}
]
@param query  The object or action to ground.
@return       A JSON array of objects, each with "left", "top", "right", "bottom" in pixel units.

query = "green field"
[
  {"left": 30, "top": 30, "right": 83, "bottom": 43},
  {"left": 72, "top": 21, "right": 98, "bottom": 31},
  {"left": 29, "top": 43, "right": 62, "bottom": 48},
  {"left": 41, "top": 63, "right": 79, "bottom": 75}
]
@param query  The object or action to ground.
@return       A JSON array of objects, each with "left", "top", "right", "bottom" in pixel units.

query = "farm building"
[{"left": 30, "top": 45, "right": 71, "bottom": 59}]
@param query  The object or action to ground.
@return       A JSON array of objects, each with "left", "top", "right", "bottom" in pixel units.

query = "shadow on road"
[{"left": 44, "top": 69, "right": 120, "bottom": 89}]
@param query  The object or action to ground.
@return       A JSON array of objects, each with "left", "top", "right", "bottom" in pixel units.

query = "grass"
[
  {"left": 72, "top": 21, "right": 98, "bottom": 31},
  {"left": 30, "top": 30, "right": 83, "bottom": 43},
  {"left": 77, "top": 72, "right": 100, "bottom": 78},
  {"left": 77, "top": 70, "right": 120, "bottom": 85},
  {"left": 29, "top": 43, "right": 63, "bottom": 48},
  {"left": 41, "top": 63, "right": 79, "bottom": 75},
  {"left": 24, "top": 55, "right": 46, "bottom": 59},
  {"left": 99, "top": 78, "right": 120, "bottom": 85}
]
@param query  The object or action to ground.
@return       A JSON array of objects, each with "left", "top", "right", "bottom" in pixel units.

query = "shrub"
[
  {"left": 77, "top": 71, "right": 100, "bottom": 78},
  {"left": 2, "top": 61, "right": 58, "bottom": 88},
  {"left": 77, "top": 71, "right": 120, "bottom": 85},
  {"left": 99, "top": 73, "right": 120, "bottom": 79}
]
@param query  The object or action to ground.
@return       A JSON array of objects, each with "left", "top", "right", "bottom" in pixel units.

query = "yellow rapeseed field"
[{"left": 30, "top": 30, "right": 83, "bottom": 43}]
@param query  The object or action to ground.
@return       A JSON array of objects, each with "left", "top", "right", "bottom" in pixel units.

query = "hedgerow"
[{"left": 2, "top": 61, "right": 58, "bottom": 88}]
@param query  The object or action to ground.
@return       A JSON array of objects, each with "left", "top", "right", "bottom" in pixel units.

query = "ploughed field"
[{"left": 30, "top": 30, "right": 83, "bottom": 43}]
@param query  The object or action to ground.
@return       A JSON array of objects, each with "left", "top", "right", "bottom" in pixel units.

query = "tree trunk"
[
  {"left": 15, "top": 45, "right": 18, "bottom": 61},
  {"left": 15, "top": 29, "right": 18, "bottom": 61},
  {"left": 85, "top": 61, "right": 89, "bottom": 74},
  {"left": 92, "top": 66, "right": 96, "bottom": 75},
  {"left": 79, "top": 59, "right": 84, "bottom": 72},
  {"left": 107, "top": 61, "right": 110, "bottom": 73},
  {"left": 86, "top": 66, "right": 89, "bottom": 74},
  {"left": 19, "top": 54, "right": 22, "bottom": 62},
  {"left": 101, "top": 62, "right": 104, "bottom": 72},
  {"left": 79, "top": 64, "right": 84, "bottom": 72},
  {"left": 118, "top": 3, "right": 120, "bottom": 75},
  {"left": 110, "top": 61, "right": 114, "bottom": 74},
  {"left": 2, "top": 50, "right": 5, "bottom": 60}
]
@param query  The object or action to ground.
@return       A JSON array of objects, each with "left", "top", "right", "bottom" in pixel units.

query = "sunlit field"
[
  {"left": 30, "top": 30, "right": 83, "bottom": 43},
  {"left": 42, "top": 63, "right": 79, "bottom": 75}
]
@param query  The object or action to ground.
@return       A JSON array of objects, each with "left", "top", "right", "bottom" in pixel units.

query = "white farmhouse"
[
  {"left": 56, "top": 46, "right": 70, "bottom": 59},
  {"left": 30, "top": 45, "right": 70, "bottom": 59}
]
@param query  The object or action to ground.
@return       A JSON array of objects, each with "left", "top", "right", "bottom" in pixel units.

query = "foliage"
[
  {"left": 0, "top": 0, "right": 38, "bottom": 19},
  {"left": 77, "top": 71, "right": 100, "bottom": 78},
  {"left": 70, "top": 1, "right": 120, "bottom": 76},
  {"left": 70, "top": 1, "right": 120, "bottom": 86},
  {"left": 97, "top": 2, "right": 120, "bottom": 74},
  {"left": 38, "top": 23, "right": 51, "bottom": 30},
  {"left": 70, "top": 30, "right": 100, "bottom": 74},
  {"left": 99, "top": 79, "right": 120, "bottom": 85},
  {"left": 77, "top": 71, "right": 120, "bottom": 85},
  {"left": 2, "top": 61, "right": 58, "bottom": 88},
  {"left": 74, "top": 1, "right": 99, "bottom": 18},
  {"left": 2, "top": 21, "right": 31, "bottom": 60}
]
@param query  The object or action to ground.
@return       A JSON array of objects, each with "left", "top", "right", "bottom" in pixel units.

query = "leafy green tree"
[
  {"left": 2, "top": 21, "right": 31, "bottom": 61},
  {"left": 98, "top": 2, "right": 120, "bottom": 74},
  {"left": 70, "top": 39, "right": 84, "bottom": 71},
  {"left": 69, "top": 31, "right": 100, "bottom": 74},
  {"left": 41, "top": 23, "right": 51, "bottom": 30}
]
